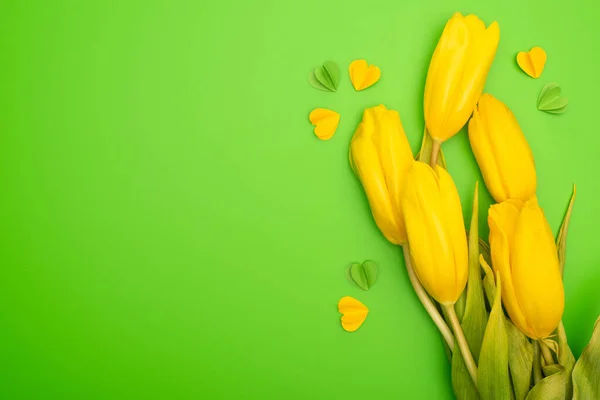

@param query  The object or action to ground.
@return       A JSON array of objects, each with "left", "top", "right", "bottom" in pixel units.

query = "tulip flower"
[
  {"left": 488, "top": 196, "right": 564, "bottom": 339},
  {"left": 424, "top": 13, "right": 500, "bottom": 144},
  {"left": 469, "top": 94, "right": 537, "bottom": 203},
  {"left": 402, "top": 162, "right": 468, "bottom": 305},
  {"left": 402, "top": 162, "right": 476, "bottom": 385},
  {"left": 349, "top": 105, "right": 414, "bottom": 245}
]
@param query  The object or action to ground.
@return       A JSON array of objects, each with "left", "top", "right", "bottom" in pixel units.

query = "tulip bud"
[
  {"left": 402, "top": 162, "right": 468, "bottom": 304},
  {"left": 469, "top": 94, "right": 537, "bottom": 203},
  {"left": 424, "top": 13, "right": 500, "bottom": 142},
  {"left": 488, "top": 196, "right": 564, "bottom": 339},
  {"left": 349, "top": 105, "right": 414, "bottom": 245}
]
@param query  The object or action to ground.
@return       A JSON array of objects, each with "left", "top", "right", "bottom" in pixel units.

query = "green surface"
[{"left": 0, "top": 0, "right": 598, "bottom": 399}]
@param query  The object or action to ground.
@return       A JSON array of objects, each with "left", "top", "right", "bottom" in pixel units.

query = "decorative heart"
[
  {"left": 309, "top": 108, "right": 340, "bottom": 140},
  {"left": 346, "top": 260, "right": 378, "bottom": 291},
  {"left": 537, "top": 82, "right": 568, "bottom": 114},
  {"left": 308, "top": 61, "right": 340, "bottom": 92},
  {"left": 349, "top": 59, "right": 381, "bottom": 91},
  {"left": 517, "top": 47, "right": 547, "bottom": 79},
  {"left": 338, "top": 296, "right": 369, "bottom": 332}
]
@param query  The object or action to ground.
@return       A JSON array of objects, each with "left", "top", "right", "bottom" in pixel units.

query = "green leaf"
[
  {"left": 556, "top": 185, "right": 576, "bottom": 277},
  {"left": 347, "top": 261, "right": 378, "bottom": 291},
  {"left": 537, "top": 82, "right": 568, "bottom": 114},
  {"left": 506, "top": 319, "right": 534, "bottom": 400},
  {"left": 452, "top": 343, "right": 480, "bottom": 400},
  {"left": 416, "top": 127, "right": 446, "bottom": 168},
  {"left": 478, "top": 272, "right": 512, "bottom": 400},
  {"left": 526, "top": 372, "right": 567, "bottom": 400},
  {"left": 557, "top": 322, "right": 576, "bottom": 398},
  {"left": 572, "top": 316, "right": 600, "bottom": 399},
  {"left": 451, "top": 183, "right": 487, "bottom": 400},
  {"left": 479, "top": 254, "right": 495, "bottom": 311},
  {"left": 542, "top": 364, "right": 564, "bottom": 377}
]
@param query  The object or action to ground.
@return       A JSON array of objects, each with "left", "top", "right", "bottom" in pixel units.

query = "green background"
[{"left": 0, "top": 0, "right": 598, "bottom": 398}]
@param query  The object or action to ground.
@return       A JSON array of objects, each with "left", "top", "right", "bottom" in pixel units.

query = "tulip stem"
[
  {"left": 445, "top": 304, "right": 478, "bottom": 387},
  {"left": 534, "top": 341, "right": 542, "bottom": 384},
  {"left": 430, "top": 140, "right": 441, "bottom": 168},
  {"left": 540, "top": 341, "right": 554, "bottom": 365},
  {"left": 402, "top": 244, "right": 455, "bottom": 351}
]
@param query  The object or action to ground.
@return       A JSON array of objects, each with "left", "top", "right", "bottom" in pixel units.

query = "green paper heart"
[
  {"left": 347, "top": 261, "right": 378, "bottom": 291},
  {"left": 308, "top": 61, "right": 340, "bottom": 92},
  {"left": 537, "top": 82, "right": 568, "bottom": 114},
  {"left": 308, "top": 70, "right": 330, "bottom": 92}
]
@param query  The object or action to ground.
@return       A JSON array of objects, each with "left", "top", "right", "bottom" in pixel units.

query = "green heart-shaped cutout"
[
  {"left": 308, "top": 61, "right": 340, "bottom": 92},
  {"left": 347, "top": 260, "right": 378, "bottom": 291},
  {"left": 537, "top": 82, "right": 568, "bottom": 114}
]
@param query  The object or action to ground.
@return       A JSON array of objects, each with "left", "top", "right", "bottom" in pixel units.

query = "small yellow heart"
[
  {"left": 338, "top": 296, "right": 369, "bottom": 332},
  {"left": 309, "top": 108, "right": 340, "bottom": 140},
  {"left": 349, "top": 59, "right": 381, "bottom": 91},
  {"left": 517, "top": 47, "right": 547, "bottom": 78}
]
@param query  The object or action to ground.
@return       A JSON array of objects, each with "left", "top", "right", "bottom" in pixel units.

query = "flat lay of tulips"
[{"left": 349, "top": 12, "right": 600, "bottom": 400}]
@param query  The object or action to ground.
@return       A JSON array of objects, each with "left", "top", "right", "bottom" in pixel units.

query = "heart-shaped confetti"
[
  {"left": 308, "top": 61, "right": 340, "bottom": 92},
  {"left": 338, "top": 296, "right": 369, "bottom": 332},
  {"left": 346, "top": 261, "right": 378, "bottom": 291},
  {"left": 349, "top": 59, "right": 381, "bottom": 91},
  {"left": 537, "top": 82, "right": 568, "bottom": 114},
  {"left": 308, "top": 108, "right": 340, "bottom": 140},
  {"left": 517, "top": 47, "right": 547, "bottom": 79}
]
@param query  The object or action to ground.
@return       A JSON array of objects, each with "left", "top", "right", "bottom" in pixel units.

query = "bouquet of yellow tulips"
[{"left": 350, "top": 12, "right": 599, "bottom": 400}]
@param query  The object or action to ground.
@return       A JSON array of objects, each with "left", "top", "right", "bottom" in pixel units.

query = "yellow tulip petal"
[
  {"left": 349, "top": 59, "right": 381, "bottom": 91},
  {"left": 511, "top": 197, "right": 564, "bottom": 339},
  {"left": 402, "top": 162, "right": 466, "bottom": 304},
  {"left": 338, "top": 296, "right": 369, "bottom": 332},
  {"left": 488, "top": 200, "right": 535, "bottom": 338},
  {"left": 309, "top": 108, "right": 340, "bottom": 140},
  {"left": 424, "top": 13, "right": 500, "bottom": 142},
  {"left": 517, "top": 47, "right": 547, "bottom": 79}
]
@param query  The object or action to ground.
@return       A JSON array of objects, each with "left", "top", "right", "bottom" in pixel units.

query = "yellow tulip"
[
  {"left": 349, "top": 105, "right": 414, "bottom": 245},
  {"left": 488, "top": 196, "right": 564, "bottom": 339},
  {"left": 424, "top": 13, "right": 500, "bottom": 142},
  {"left": 402, "top": 162, "right": 468, "bottom": 304},
  {"left": 469, "top": 94, "right": 537, "bottom": 203}
]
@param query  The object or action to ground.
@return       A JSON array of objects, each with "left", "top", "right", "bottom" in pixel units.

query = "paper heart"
[
  {"left": 338, "top": 296, "right": 369, "bottom": 332},
  {"left": 308, "top": 61, "right": 340, "bottom": 92},
  {"left": 349, "top": 59, "right": 381, "bottom": 91},
  {"left": 537, "top": 82, "right": 568, "bottom": 114},
  {"left": 517, "top": 47, "right": 547, "bottom": 79},
  {"left": 347, "top": 261, "right": 378, "bottom": 291},
  {"left": 309, "top": 108, "right": 340, "bottom": 140}
]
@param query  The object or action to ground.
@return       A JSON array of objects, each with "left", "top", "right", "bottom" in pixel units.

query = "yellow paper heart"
[
  {"left": 517, "top": 47, "right": 547, "bottom": 79},
  {"left": 338, "top": 296, "right": 369, "bottom": 332},
  {"left": 349, "top": 59, "right": 381, "bottom": 91},
  {"left": 309, "top": 108, "right": 340, "bottom": 140}
]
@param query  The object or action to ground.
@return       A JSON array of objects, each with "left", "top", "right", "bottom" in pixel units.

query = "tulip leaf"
[
  {"left": 556, "top": 185, "right": 576, "bottom": 277},
  {"left": 451, "top": 341, "right": 480, "bottom": 400},
  {"left": 451, "top": 183, "right": 487, "bottom": 400},
  {"left": 525, "top": 371, "right": 568, "bottom": 400},
  {"left": 557, "top": 322, "right": 576, "bottom": 398},
  {"left": 537, "top": 83, "right": 568, "bottom": 114},
  {"left": 416, "top": 127, "right": 446, "bottom": 168},
  {"left": 506, "top": 319, "right": 534, "bottom": 400},
  {"left": 572, "top": 316, "right": 600, "bottom": 399},
  {"left": 346, "top": 261, "right": 378, "bottom": 291},
  {"left": 479, "top": 254, "right": 496, "bottom": 311},
  {"left": 478, "top": 272, "right": 512, "bottom": 400},
  {"left": 309, "top": 61, "right": 340, "bottom": 92},
  {"left": 542, "top": 364, "right": 564, "bottom": 377}
]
